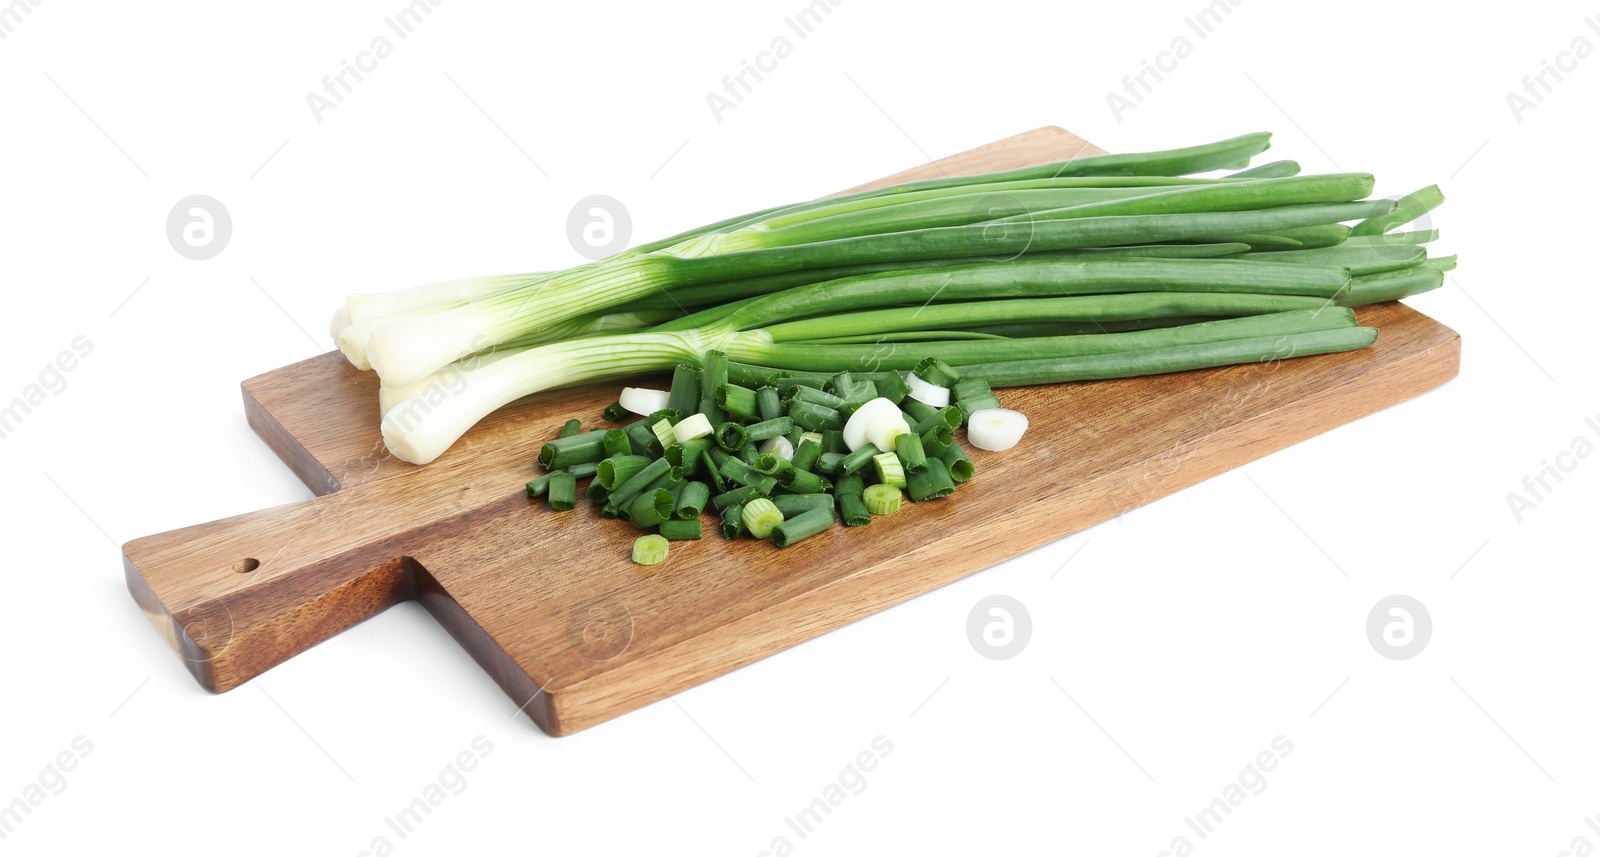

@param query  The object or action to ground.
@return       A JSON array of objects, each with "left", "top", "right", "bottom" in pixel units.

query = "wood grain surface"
[{"left": 122, "top": 127, "right": 1462, "bottom": 736}]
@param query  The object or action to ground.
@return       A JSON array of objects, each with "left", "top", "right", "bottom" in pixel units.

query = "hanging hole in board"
[{"left": 233, "top": 558, "right": 260, "bottom": 574}]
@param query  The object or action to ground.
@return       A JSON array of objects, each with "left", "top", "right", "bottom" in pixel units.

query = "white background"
[{"left": 1, "top": 0, "right": 1595, "bottom": 853}]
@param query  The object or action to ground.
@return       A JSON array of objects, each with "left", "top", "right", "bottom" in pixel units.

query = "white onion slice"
[
  {"left": 842, "top": 398, "right": 901, "bottom": 451},
  {"left": 672, "top": 413, "right": 714, "bottom": 443},
  {"left": 863, "top": 408, "right": 910, "bottom": 452},
  {"left": 758, "top": 436, "right": 795, "bottom": 460},
  {"left": 906, "top": 373, "right": 951, "bottom": 408},
  {"left": 620, "top": 386, "right": 671, "bottom": 416},
  {"left": 966, "top": 408, "right": 1028, "bottom": 451}
]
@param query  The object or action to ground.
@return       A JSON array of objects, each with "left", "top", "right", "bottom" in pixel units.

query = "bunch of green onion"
[
  {"left": 527, "top": 355, "right": 1015, "bottom": 559},
  {"left": 329, "top": 132, "right": 1451, "bottom": 465}
]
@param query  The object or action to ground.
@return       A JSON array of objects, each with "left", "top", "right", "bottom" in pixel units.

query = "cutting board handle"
[{"left": 122, "top": 488, "right": 418, "bottom": 692}]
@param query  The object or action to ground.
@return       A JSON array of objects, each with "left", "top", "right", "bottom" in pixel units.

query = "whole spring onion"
[{"left": 340, "top": 133, "right": 1448, "bottom": 464}]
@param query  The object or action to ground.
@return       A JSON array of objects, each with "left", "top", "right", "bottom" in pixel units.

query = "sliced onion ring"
[
  {"left": 906, "top": 373, "right": 950, "bottom": 408},
  {"left": 967, "top": 408, "right": 1028, "bottom": 451},
  {"left": 620, "top": 386, "right": 671, "bottom": 416}
]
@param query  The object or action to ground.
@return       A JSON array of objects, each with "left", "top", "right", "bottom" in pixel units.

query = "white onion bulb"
[
  {"left": 966, "top": 408, "right": 1028, "bottom": 451},
  {"left": 620, "top": 386, "right": 671, "bottom": 416}
]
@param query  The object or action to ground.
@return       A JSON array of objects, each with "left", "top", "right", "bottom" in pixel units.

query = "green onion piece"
[
  {"left": 950, "top": 377, "right": 992, "bottom": 402},
  {"left": 737, "top": 442, "right": 761, "bottom": 465},
  {"left": 587, "top": 477, "right": 609, "bottom": 506},
  {"left": 717, "top": 383, "right": 761, "bottom": 420},
  {"left": 667, "top": 363, "right": 703, "bottom": 416},
  {"left": 789, "top": 400, "right": 844, "bottom": 432},
  {"left": 565, "top": 460, "right": 600, "bottom": 481},
  {"left": 835, "top": 473, "right": 865, "bottom": 497},
  {"left": 714, "top": 421, "right": 748, "bottom": 452},
  {"left": 651, "top": 419, "right": 677, "bottom": 449},
  {"left": 913, "top": 357, "right": 962, "bottom": 387},
  {"left": 940, "top": 444, "right": 974, "bottom": 483},
  {"left": 632, "top": 534, "right": 669, "bottom": 566},
  {"left": 745, "top": 416, "right": 796, "bottom": 442},
  {"left": 742, "top": 498, "right": 785, "bottom": 539},
  {"left": 815, "top": 452, "right": 846, "bottom": 475},
  {"left": 873, "top": 452, "right": 907, "bottom": 488},
  {"left": 754, "top": 452, "right": 794, "bottom": 478},
  {"left": 623, "top": 420, "right": 661, "bottom": 458},
  {"left": 863, "top": 483, "right": 903, "bottom": 515},
  {"left": 911, "top": 406, "right": 962, "bottom": 436},
  {"left": 771, "top": 507, "right": 834, "bottom": 548},
  {"left": 672, "top": 413, "right": 715, "bottom": 443},
  {"left": 756, "top": 385, "right": 784, "bottom": 421},
  {"left": 873, "top": 371, "right": 912, "bottom": 405},
  {"left": 700, "top": 350, "right": 730, "bottom": 425},
  {"left": 598, "top": 454, "right": 653, "bottom": 491},
  {"left": 700, "top": 450, "right": 727, "bottom": 492},
  {"left": 799, "top": 430, "right": 824, "bottom": 448},
  {"left": 838, "top": 444, "right": 879, "bottom": 476},
  {"left": 895, "top": 432, "right": 929, "bottom": 475},
  {"left": 525, "top": 473, "right": 554, "bottom": 497},
  {"left": 920, "top": 428, "right": 951, "bottom": 458},
  {"left": 774, "top": 375, "right": 827, "bottom": 396},
  {"left": 831, "top": 371, "right": 876, "bottom": 408},
  {"left": 712, "top": 484, "right": 766, "bottom": 511},
  {"left": 658, "top": 519, "right": 703, "bottom": 541},
  {"left": 602, "top": 401, "right": 629, "bottom": 422},
  {"left": 957, "top": 392, "right": 1004, "bottom": 424},
  {"left": 907, "top": 457, "right": 956, "bottom": 501},
  {"left": 558, "top": 418, "right": 583, "bottom": 439},
  {"left": 772, "top": 493, "right": 834, "bottom": 517},
  {"left": 664, "top": 438, "right": 713, "bottom": 474},
  {"left": 538, "top": 430, "right": 609, "bottom": 469},
  {"left": 629, "top": 488, "right": 675, "bottom": 528},
  {"left": 720, "top": 503, "right": 746, "bottom": 538},
  {"left": 899, "top": 398, "right": 939, "bottom": 426},
  {"left": 778, "top": 467, "right": 828, "bottom": 494},
  {"left": 820, "top": 430, "right": 847, "bottom": 454},
  {"left": 719, "top": 455, "right": 766, "bottom": 487},
  {"left": 547, "top": 471, "right": 577, "bottom": 511},
  {"left": 786, "top": 385, "right": 847, "bottom": 411},
  {"left": 602, "top": 428, "right": 633, "bottom": 458},
  {"left": 607, "top": 457, "right": 672, "bottom": 510},
  {"left": 838, "top": 492, "right": 871, "bottom": 526},
  {"left": 675, "top": 481, "right": 710, "bottom": 519},
  {"left": 790, "top": 439, "right": 823, "bottom": 473}
]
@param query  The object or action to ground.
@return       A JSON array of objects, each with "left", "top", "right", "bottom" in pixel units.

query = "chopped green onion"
[
  {"left": 940, "top": 444, "right": 974, "bottom": 483},
  {"left": 788, "top": 399, "right": 844, "bottom": 431},
  {"left": 834, "top": 473, "right": 865, "bottom": 497},
  {"left": 675, "top": 481, "right": 710, "bottom": 519},
  {"left": 717, "top": 383, "right": 761, "bottom": 420},
  {"left": 602, "top": 428, "right": 633, "bottom": 457},
  {"left": 558, "top": 418, "right": 583, "bottom": 439},
  {"left": 720, "top": 503, "right": 746, "bottom": 538},
  {"left": 838, "top": 492, "right": 871, "bottom": 526},
  {"left": 525, "top": 473, "right": 554, "bottom": 497},
  {"left": 701, "top": 450, "right": 726, "bottom": 492},
  {"left": 658, "top": 519, "right": 703, "bottom": 541},
  {"left": 745, "top": 416, "right": 796, "bottom": 442},
  {"left": 742, "top": 498, "right": 785, "bottom": 539},
  {"left": 772, "top": 493, "right": 834, "bottom": 517},
  {"left": 790, "top": 439, "right": 823, "bottom": 473},
  {"left": 906, "top": 457, "right": 956, "bottom": 501},
  {"left": 667, "top": 363, "right": 703, "bottom": 416},
  {"left": 700, "top": 350, "right": 730, "bottom": 426},
  {"left": 786, "top": 385, "right": 847, "bottom": 410},
  {"left": 587, "top": 477, "right": 609, "bottom": 506},
  {"left": 602, "top": 400, "right": 629, "bottom": 422},
  {"left": 651, "top": 418, "right": 678, "bottom": 449},
  {"left": 547, "top": 471, "right": 577, "bottom": 511},
  {"left": 623, "top": 420, "right": 660, "bottom": 458},
  {"left": 862, "top": 484, "right": 901, "bottom": 516},
  {"left": 913, "top": 356, "right": 963, "bottom": 387},
  {"left": 839, "top": 444, "right": 879, "bottom": 476},
  {"left": 756, "top": 385, "right": 784, "bottom": 421},
  {"left": 758, "top": 435, "right": 795, "bottom": 461},
  {"left": 815, "top": 452, "right": 846, "bottom": 475},
  {"left": 672, "top": 413, "right": 714, "bottom": 443},
  {"left": 714, "top": 421, "right": 748, "bottom": 452},
  {"left": 598, "top": 454, "right": 652, "bottom": 490},
  {"left": 754, "top": 453, "right": 794, "bottom": 478},
  {"left": 632, "top": 534, "right": 669, "bottom": 565},
  {"left": 771, "top": 507, "right": 834, "bottom": 547},
  {"left": 820, "top": 430, "right": 847, "bottom": 454},
  {"left": 628, "top": 488, "right": 675, "bottom": 528},
  {"left": 607, "top": 457, "right": 672, "bottom": 510},
  {"left": 777, "top": 467, "right": 828, "bottom": 494},
  {"left": 895, "top": 432, "right": 929, "bottom": 474},
  {"left": 873, "top": 371, "right": 912, "bottom": 405},
  {"left": 713, "top": 484, "right": 766, "bottom": 511},
  {"left": 538, "top": 429, "right": 608, "bottom": 469},
  {"left": 873, "top": 452, "right": 907, "bottom": 488}
]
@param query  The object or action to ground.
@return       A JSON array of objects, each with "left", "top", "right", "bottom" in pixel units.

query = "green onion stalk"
[{"left": 345, "top": 133, "right": 1452, "bottom": 464}]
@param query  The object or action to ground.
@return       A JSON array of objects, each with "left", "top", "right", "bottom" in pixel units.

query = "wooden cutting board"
[{"left": 123, "top": 127, "right": 1462, "bottom": 736}]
